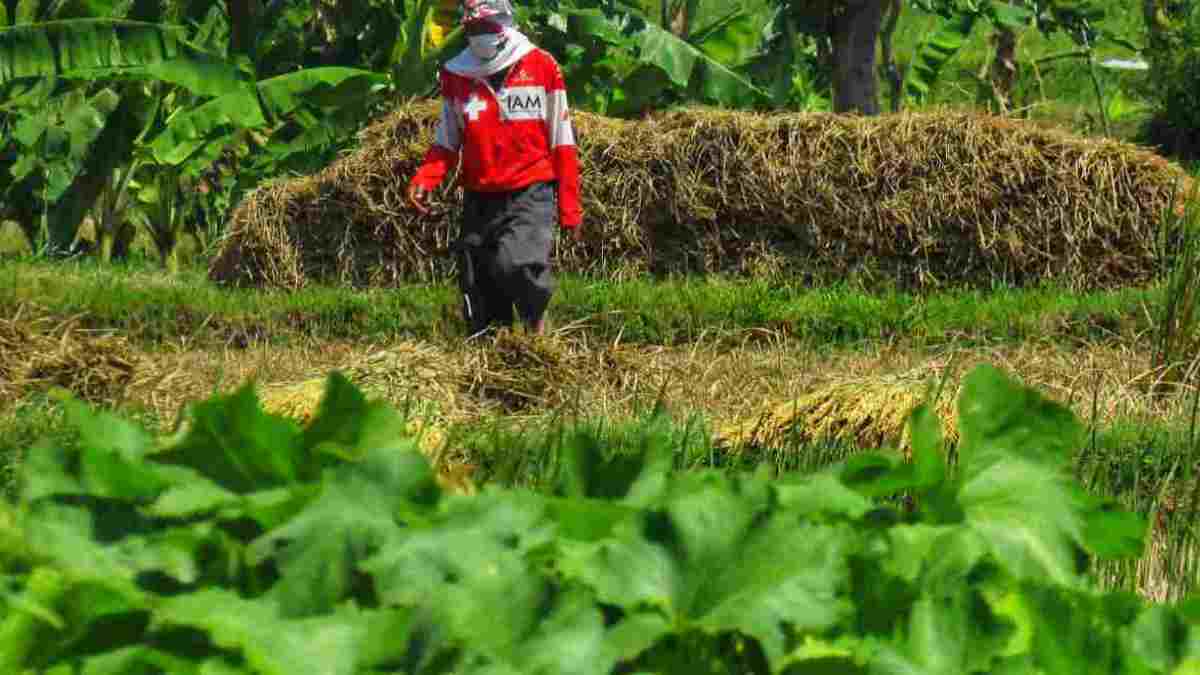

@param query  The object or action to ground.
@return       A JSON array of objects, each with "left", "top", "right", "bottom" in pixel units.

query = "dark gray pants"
[{"left": 456, "top": 181, "right": 558, "bottom": 336}]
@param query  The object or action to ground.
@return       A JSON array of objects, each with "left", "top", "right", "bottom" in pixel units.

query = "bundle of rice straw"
[
  {"left": 0, "top": 303, "right": 140, "bottom": 408},
  {"left": 211, "top": 101, "right": 1196, "bottom": 291},
  {"left": 715, "top": 372, "right": 960, "bottom": 455}
]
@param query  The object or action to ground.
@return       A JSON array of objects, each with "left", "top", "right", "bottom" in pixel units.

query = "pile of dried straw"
[
  {"left": 211, "top": 101, "right": 1195, "bottom": 291},
  {"left": 0, "top": 303, "right": 141, "bottom": 407}
]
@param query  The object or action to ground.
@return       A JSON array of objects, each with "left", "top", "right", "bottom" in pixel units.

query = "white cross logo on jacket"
[{"left": 464, "top": 94, "right": 487, "bottom": 121}]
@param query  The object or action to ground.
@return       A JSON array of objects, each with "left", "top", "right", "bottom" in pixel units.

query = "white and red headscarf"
[{"left": 446, "top": 0, "right": 535, "bottom": 79}]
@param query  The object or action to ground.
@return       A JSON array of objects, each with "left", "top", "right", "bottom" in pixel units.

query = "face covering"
[{"left": 468, "top": 33, "right": 506, "bottom": 61}]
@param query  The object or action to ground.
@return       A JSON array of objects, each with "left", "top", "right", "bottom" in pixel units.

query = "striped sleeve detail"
[
  {"left": 542, "top": 56, "right": 576, "bottom": 149},
  {"left": 434, "top": 97, "right": 464, "bottom": 151},
  {"left": 546, "top": 89, "right": 576, "bottom": 149}
]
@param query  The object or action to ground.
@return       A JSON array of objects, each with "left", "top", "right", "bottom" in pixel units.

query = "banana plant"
[
  {"left": 3, "top": 87, "right": 121, "bottom": 253},
  {"left": 903, "top": 4, "right": 987, "bottom": 108},
  {"left": 903, "top": 0, "right": 1043, "bottom": 108},
  {"left": 0, "top": 9, "right": 389, "bottom": 258},
  {"left": 92, "top": 161, "right": 138, "bottom": 263},
  {"left": 527, "top": 0, "right": 770, "bottom": 117},
  {"left": 742, "top": 3, "right": 834, "bottom": 110},
  {"left": 904, "top": 0, "right": 1138, "bottom": 114},
  {"left": 130, "top": 164, "right": 195, "bottom": 273}
]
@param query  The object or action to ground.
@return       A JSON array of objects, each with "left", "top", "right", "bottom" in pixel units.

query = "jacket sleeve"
[
  {"left": 543, "top": 58, "right": 582, "bottom": 229},
  {"left": 410, "top": 71, "right": 463, "bottom": 192}
]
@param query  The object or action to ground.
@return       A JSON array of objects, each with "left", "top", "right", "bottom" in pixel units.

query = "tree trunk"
[
  {"left": 830, "top": 0, "right": 886, "bottom": 115},
  {"left": 226, "top": 0, "right": 261, "bottom": 63}
]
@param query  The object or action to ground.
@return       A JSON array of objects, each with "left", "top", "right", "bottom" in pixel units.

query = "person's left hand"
[{"left": 408, "top": 183, "right": 431, "bottom": 215}]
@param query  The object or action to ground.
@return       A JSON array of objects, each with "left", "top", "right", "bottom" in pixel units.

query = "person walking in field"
[{"left": 407, "top": 0, "right": 582, "bottom": 338}]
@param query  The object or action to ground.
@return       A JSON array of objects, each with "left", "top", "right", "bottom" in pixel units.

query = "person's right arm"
[{"left": 408, "top": 71, "right": 463, "bottom": 213}]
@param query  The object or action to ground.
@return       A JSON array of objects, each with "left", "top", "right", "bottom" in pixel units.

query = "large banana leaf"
[
  {"left": 563, "top": 7, "right": 765, "bottom": 108},
  {"left": 8, "top": 87, "right": 119, "bottom": 203},
  {"left": 43, "top": 84, "right": 159, "bottom": 253},
  {"left": 622, "top": 0, "right": 772, "bottom": 38},
  {"left": 687, "top": 4, "right": 766, "bottom": 106},
  {"left": 903, "top": 11, "right": 978, "bottom": 106},
  {"left": 149, "top": 66, "right": 388, "bottom": 166},
  {"left": 0, "top": 19, "right": 248, "bottom": 96}
]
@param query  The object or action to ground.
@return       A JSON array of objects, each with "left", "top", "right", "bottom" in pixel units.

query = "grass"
[
  {"left": 0, "top": 258, "right": 1165, "bottom": 349},
  {"left": 3, "top": 253, "right": 1199, "bottom": 600}
]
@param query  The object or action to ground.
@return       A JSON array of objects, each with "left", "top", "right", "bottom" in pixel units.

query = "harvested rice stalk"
[
  {"left": 212, "top": 102, "right": 1196, "bottom": 292},
  {"left": 255, "top": 340, "right": 464, "bottom": 430},
  {"left": 0, "top": 303, "right": 140, "bottom": 408},
  {"left": 715, "top": 372, "right": 960, "bottom": 455},
  {"left": 460, "top": 330, "right": 575, "bottom": 412}
]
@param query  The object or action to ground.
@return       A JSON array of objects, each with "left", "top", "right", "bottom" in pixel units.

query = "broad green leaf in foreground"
[
  {"left": 237, "top": 375, "right": 441, "bottom": 618},
  {"left": 299, "top": 371, "right": 436, "bottom": 471},
  {"left": 362, "top": 496, "right": 558, "bottom": 661},
  {"left": 957, "top": 455, "right": 1085, "bottom": 586},
  {"left": 0, "top": 567, "right": 69, "bottom": 673},
  {"left": 74, "top": 646, "right": 207, "bottom": 675},
  {"left": 1020, "top": 585, "right": 1141, "bottom": 674},
  {"left": 21, "top": 395, "right": 208, "bottom": 506},
  {"left": 458, "top": 589, "right": 634, "bottom": 675},
  {"left": 363, "top": 490, "right": 650, "bottom": 674},
  {"left": 897, "top": 577, "right": 1018, "bottom": 675},
  {"left": 247, "top": 438, "right": 438, "bottom": 617},
  {"left": 152, "top": 383, "right": 304, "bottom": 493},
  {"left": 774, "top": 472, "right": 874, "bottom": 521},
  {"left": 956, "top": 364, "right": 1082, "bottom": 479},
  {"left": 18, "top": 498, "right": 237, "bottom": 592},
  {"left": 1076, "top": 490, "right": 1149, "bottom": 560},
  {"left": 0, "top": 564, "right": 156, "bottom": 672},
  {"left": 952, "top": 365, "right": 1095, "bottom": 586},
  {"left": 558, "top": 472, "right": 855, "bottom": 669},
  {"left": 60, "top": 396, "right": 155, "bottom": 460},
  {"left": 20, "top": 500, "right": 149, "bottom": 581},
  {"left": 151, "top": 589, "right": 407, "bottom": 675}
]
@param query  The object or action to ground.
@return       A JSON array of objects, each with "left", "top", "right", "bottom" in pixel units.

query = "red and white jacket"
[{"left": 410, "top": 49, "right": 583, "bottom": 229}]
